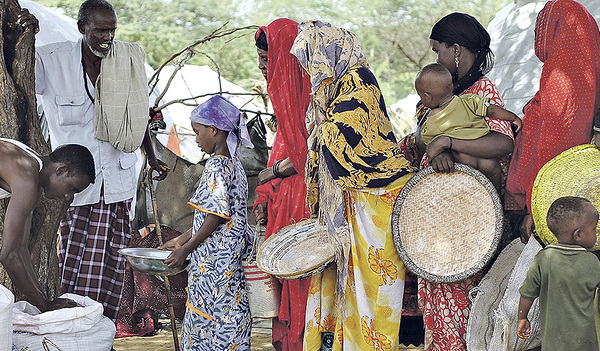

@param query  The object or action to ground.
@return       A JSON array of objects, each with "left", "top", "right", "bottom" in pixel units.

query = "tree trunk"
[{"left": 0, "top": 0, "right": 67, "bottom": 301}]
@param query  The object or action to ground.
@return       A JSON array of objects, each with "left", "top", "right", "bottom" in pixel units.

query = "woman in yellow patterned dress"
[{"left": 289, "top": 21, "right": 415, "bottom": 350}]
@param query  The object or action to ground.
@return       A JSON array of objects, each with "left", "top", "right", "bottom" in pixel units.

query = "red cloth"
[
  {"left": 506, "top": 0, "right": 600, "bottom": 211},
  {"left": 253, "top": 18, "right": 312, "bottom": 351},
  {"left": 116, "top": 226, "right": 187, "bottom": 338}
]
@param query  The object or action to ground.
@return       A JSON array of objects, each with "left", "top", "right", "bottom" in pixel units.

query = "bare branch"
[
  {"left": 155, "top": 91, "right": 266, "bottom": 111},
  {"left": 148, "top": 23, "right": 258, "bottom": 97},
  {"left": 395, "top": 42, "right": 423, "bottom": 71}
]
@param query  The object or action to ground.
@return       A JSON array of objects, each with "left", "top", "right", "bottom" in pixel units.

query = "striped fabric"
[{"left": 58, "top": 195, "right": 132, "bottom": 321}]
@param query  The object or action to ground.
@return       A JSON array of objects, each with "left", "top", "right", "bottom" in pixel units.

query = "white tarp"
[
  {"left": 21, "top": 0, "right": 80, "bottom": 44},
  {"left": 487, "top": 0, "right": 600, "bottom": 118},
  {"left": 153, "top": 64, "right": 272, "bottom": 164}
]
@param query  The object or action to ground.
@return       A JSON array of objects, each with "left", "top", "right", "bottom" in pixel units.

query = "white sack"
[
  {"left": 0, "top": 284, "right": 14, "bottom": 351},
  {"left": 12, "top": 293, "right": 103, "bottom": 334}
]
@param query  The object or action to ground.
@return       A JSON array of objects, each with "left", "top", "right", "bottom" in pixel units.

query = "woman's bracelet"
[{"left": 272, "top": 159, "right": 284, "bottom": 178}]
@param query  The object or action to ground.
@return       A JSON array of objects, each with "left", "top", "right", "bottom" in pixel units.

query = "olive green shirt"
[
  {"left": 420, "top": 94, "right": 491, "bottom": 145},
  {"left": 520, "top": 244, "right": 600, "bottom": 350}
]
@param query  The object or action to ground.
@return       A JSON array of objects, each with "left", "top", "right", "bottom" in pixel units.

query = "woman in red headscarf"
[
  {"left": 506, "top": 0, "right": 600, "bottom": 242},
  {"left": 252, "top": 18, "right": 312, "bottom": 351}
]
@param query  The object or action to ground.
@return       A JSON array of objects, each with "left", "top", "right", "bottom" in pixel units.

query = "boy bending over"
[{"left": 0, "top": 138, "right": 94, "bottom": 311}]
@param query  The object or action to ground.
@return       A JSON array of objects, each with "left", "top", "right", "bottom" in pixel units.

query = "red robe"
[
  {"left": 506, "top": 0, "right": 600, "bottom": 211},
  {"left": 253, "top": 18, "right": 312, "bottom": 351}
]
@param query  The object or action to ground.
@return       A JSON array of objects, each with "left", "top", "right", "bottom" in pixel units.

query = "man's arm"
[
  {"left": 0, "top": 166, "right": 76, "bottom": 312},
  {"left": 141, "top": 124, "right": 169, "bottom": 180},
  {"left": 0, "top": 171, "right": 51, "bottom": 311}
]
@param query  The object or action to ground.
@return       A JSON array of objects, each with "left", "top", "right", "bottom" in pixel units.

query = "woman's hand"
[
  {"left": 257, "top": 158, "right": 297, "bottom": 186},
  {"left": 164, "top": 247, "right": 190, "bottom": 269},
  {"left": 159, "top": 228, "right": 191, "bottom": 251},
  {"left": 159, "top": 237, "right": 182, "bottom": 251},
  {"left": 426, "top": 136, "right": 452, "bottom": 161},
  {"left": 257, "top": 167, "right": 276, "bottom": 186},
  {"left": 519, "top": 214, "right": 535, "bottom": 243},
  {"left": 253, "top": 202, "right": 268, "bottom": 224},
  {"left": 429, "top": 151, "right": 455, "bottom": 173}
]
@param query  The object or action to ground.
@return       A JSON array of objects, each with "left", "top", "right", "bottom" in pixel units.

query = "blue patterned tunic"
[{"left": 181, "top": 155, "right": 253, "bottom": 350}]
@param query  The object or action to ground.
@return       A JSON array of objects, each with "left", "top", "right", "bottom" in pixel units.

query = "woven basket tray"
[
  {"left": 392, "top": 163, "right": 503, "bottom": 283},
  {"left": 531, "top": 144, "right": 600, "bottom": 250},
  {"left": 256, "top": 219, "right": 335, "bottom": 280}
]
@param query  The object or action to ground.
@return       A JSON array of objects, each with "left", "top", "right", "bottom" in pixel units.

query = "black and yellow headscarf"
[{"left": 291, "top": 21, "right": 414, "bottom": 214}]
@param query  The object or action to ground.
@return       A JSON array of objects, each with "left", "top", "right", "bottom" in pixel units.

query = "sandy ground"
[
  {"left": 112, "top": 327, "right": 276, "bottom": 351},
  {"left": 112, "top": 319, "right": 424, "bottom": 351}
]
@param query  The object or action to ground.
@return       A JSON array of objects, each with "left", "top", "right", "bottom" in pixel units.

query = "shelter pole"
[{"left": 147, "top": 175, "right": 181, "bottom": 351}]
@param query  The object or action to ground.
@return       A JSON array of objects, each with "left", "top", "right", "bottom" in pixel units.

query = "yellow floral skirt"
[{"left": 303, "top": 174, "right": 411, "bottom": 350}]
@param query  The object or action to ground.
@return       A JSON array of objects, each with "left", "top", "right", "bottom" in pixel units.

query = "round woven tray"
[
  {"left": 392, "top": 163, "right": 503, "bottom": 283},
  {"left": 531, "top": 144, "right": 600, "bottom": 250},
  {"left": 256, "top": 219, "right": 335, "bottom": 280}
]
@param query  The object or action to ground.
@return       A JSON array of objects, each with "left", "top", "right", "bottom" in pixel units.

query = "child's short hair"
[
  {"left": 547, "top": 196, "right": 593, "bottom": 240},
  {"left": 418, "top": 63, "right": 451, "bottom": 78},
  {"left": 416, "top": 63, "right": 453, "bottom": 93}
]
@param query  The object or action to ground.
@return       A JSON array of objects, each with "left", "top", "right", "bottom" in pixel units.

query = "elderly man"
[
  {"left": 19, "top": 0, "right": 168, "bottom": 321},
  {"left": 0, "top": 139, "right": 95, "bottom": 313}
]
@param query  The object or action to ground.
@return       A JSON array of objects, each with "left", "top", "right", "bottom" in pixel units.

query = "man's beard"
[{"left": 87, "top": 42, "right": 109, "bottom": 58}]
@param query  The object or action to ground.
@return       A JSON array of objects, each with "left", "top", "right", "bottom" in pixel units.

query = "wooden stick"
[{"left": 147, "top": 176, "right": 181, "bottom": 351}]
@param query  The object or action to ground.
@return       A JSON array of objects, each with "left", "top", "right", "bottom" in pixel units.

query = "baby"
[
  {"left": 517, "top": 196, "right": 600, "bottom": 350},
  {"left": 415, "top": 63, "right": 521, "bottom": 192}
]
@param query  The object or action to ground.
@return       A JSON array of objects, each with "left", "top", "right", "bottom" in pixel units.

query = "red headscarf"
[
  {"left": 252, "top": 19, "right": 312, "bottom": 350},
  {"left": 506, "top": 0, "right": 600, "bottom": 211},
  {"left": 254, "top": 18, "right": 311, "bottom": 174}
]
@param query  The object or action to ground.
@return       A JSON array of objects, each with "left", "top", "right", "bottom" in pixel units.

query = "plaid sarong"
[{"left": 58, "top": 194, "right": 132, "bottom": 321}]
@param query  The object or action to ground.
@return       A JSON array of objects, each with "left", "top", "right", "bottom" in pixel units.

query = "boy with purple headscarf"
[{"left": 161, "top": 95, "right": 254, "bottom": 350}]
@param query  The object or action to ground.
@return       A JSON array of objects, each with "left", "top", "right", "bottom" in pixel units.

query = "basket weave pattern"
[
  {"left": 256, "top": 219, "right": 336, "bottom": 280},
  {"left": 531, "top": 144, "right": 600, "bottom": 250},
  {"left": 392, "top": 164, "right": 503, "bottom": 283}
]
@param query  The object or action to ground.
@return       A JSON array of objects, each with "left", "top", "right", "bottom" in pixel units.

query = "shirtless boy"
[{"left": 0, "top": 138, "right": 94, "bottom": 312}]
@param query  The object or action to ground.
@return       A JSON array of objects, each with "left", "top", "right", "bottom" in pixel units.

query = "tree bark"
[{"left": 0, "top": 0, "right": 67, "bottom": 301}]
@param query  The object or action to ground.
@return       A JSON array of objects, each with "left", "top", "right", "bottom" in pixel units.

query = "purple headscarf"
[{"left": 190, "top": 95, "right": 253, "bottom": 157}]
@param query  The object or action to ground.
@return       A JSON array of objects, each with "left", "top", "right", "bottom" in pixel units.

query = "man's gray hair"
[{"left": 78, "top": 0, "right": 115, "bottom": 24}]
